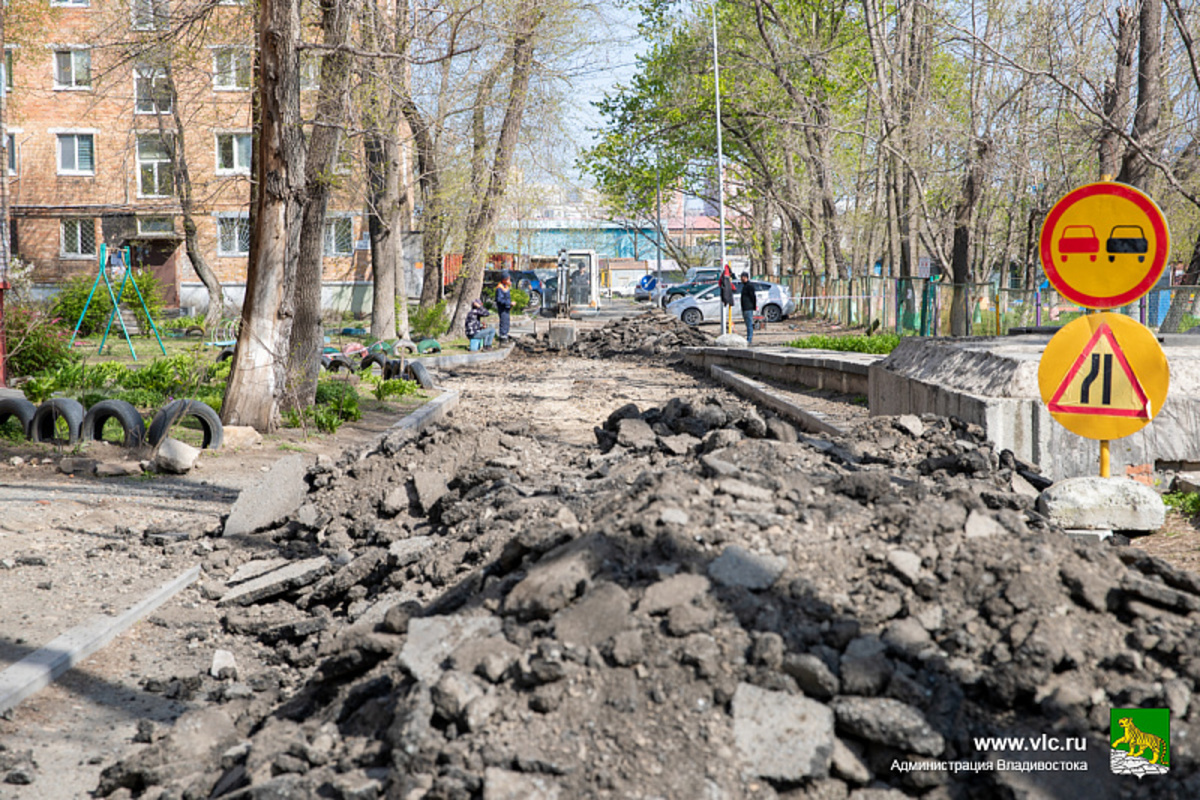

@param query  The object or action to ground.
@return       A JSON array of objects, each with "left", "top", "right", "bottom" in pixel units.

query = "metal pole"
[
  {"left": 710, "top": 2, "right": 727, "bottom": 271},
  {"left": 0, "top": 0, "right": 9, "bottom": 388}
]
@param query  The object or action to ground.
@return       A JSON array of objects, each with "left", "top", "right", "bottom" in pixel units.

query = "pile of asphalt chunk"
[
  {"left": 523, "top": 307, "right": 713, "bottom": 358},
  {"left": 97, "top": 394, "right": 1200, "bottom": 800}
]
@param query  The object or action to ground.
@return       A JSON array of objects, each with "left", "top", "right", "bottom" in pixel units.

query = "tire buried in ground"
[
  {"left": 29, "top": 398, "right": 85, "bottom": 445},
  {"left": 360, "top": 353, "right": 387, "bottom": 374},
  {"left": 0, "top": 397, "right": 37, "bottom": 439},
  {"left": 147, "top": 399, "right": 224, "bottom": 450},
  {"left": 81, "top": 399, "right": 146, "bottom": 448},
  {"left": 407, "top": 360, "right": 435, "bottom": 389}
]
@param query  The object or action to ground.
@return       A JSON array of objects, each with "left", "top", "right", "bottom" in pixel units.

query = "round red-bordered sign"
[{"left": 1039, "top": 182, "right": 1170, "bottom": 309}]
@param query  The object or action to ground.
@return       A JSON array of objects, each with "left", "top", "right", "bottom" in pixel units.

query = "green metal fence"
[{"left": 785, "top": 273, "right": 1200, "bottom": 336}]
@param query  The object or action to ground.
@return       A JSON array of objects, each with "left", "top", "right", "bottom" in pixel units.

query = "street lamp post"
[
  {"left": 710, "top": 1, "right": 727, "bottom": 272},
  {"left": 655, "top": 162, "right": 663, "bottom": 283}
]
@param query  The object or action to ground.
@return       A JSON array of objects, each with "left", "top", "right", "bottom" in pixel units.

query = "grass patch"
[
  {"left": 1164, "top": 492, "right": 1200, "bottom": 518},
  {"left": 786, "top": 333, "right": 902, "bottom": 355}
]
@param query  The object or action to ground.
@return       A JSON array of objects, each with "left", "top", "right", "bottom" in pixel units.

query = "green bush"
[
  {"left": 365, "top": 376, "right": 420, "bottom": 401},
  {"left": 786, "top": 333, "right": 902, "bottom": 355},
  {"left": 1165, "top": 492, "right": 1200, "bottom": 517},
  {"left": 2, "top": 305, "right": 77, "bottom": 377},
  {"left": 52, "top": 271, "right": 165, "bottom": 337},
  {"left": 409, "top": 300, "right": 450, "bottom": 340}
]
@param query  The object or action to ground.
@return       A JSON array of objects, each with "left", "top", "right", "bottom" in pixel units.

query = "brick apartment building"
[{"left": 4, "top": 0, "right": 368, "bottom": 311}]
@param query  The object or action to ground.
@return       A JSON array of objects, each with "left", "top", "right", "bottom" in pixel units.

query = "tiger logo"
[{"left": 1113, "top": 717, "right": 1169, "bottom": 766}]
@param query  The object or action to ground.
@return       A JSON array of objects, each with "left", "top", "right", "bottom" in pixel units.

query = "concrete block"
[
  {"left": 154, "top": 439, "right": 199, "bottom": 474},
  {"left": 412, "top": 470, "right": 449, "bottom": 512},
  {"left": 733, "top": 682, "right": 834, "bottom": 781},
  {"left": 223, "top": 454, "right": 308, "bottom": 537},
  {"left": 1037, "top": 477, "right": 1165, "bottom": 532}
]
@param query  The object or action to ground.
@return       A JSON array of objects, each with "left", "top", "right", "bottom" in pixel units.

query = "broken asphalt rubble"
[{"left": 90, "top": 315, "right": 1200, "bottom": 800}]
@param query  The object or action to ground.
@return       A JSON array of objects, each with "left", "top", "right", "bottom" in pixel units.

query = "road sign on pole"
[
  {"left": 1037, "top": 312, "right": 1168, "bottom": 441},
  {"left": 1039, "top": 182, "right": 1170, "bottom": 309}
]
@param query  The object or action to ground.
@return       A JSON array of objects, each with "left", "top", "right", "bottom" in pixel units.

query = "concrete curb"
[
  {"left": 710, "top": 365, "right": 847, "bottom": 438},
  {"left": 684, "top": 346, "right": 877, "bottom": 395},
  {"left": 0, "top": 565, "right": 201, "bottom": 715},
  {"left": 388, "top": 388, "right": 460, "bottom": 434},
  {"left": 416, "top": 345, "right": 514, "bottom": 369}
]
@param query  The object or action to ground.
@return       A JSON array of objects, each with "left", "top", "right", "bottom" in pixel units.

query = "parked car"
[
  {"left": 483, "top": 269, "right": 544, "bottom": 313},
  {"left": 658, "top": 279, "right": 718, "bottom": 308},
  {"left": 667, "top": 281, "right": 795, "bottom": 326}
]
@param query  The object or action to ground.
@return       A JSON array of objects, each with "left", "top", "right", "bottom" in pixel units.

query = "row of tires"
[
  {"left": 215, "top": 349, "right": 436, "bottom": 389},
  {"left": 0, "top": 397, "right": 224, "bottom": 450}
]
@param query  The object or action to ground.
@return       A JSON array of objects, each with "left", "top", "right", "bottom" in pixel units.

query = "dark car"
[
  {"left": 659, "top": 279, "right": 719, "bottom": 308},
  {"left": 483, "top": 269, "right": 544, "bottom": 312}
]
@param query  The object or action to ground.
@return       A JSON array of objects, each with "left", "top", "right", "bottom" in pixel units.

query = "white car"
[{"left": 667, "top": 281, "right": 795, "bottom": 326}]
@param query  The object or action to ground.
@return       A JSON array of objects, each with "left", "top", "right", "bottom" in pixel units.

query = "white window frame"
[
  {"left": 323, "top": 215, "right": 354, "bottom": 257},
  {"left": 5, "top": 129, "right": 19, "bottom": 176},
  {"left": 214, "top": 131, "right": 251, "bottom": 175},
  {"left": 132, "top": 0, "right": 169, "bottom": 31},
  {"left": 61, "top": 218, "right": 96, "bottom": 259},
  {"left": 54, "top": 130, "right": 95, "bottom": 176},
  {"left": 137, "top": 216, "right": 174, "bottom": 236},
  {"left": 134, "top": 66, "right": 172, "bottom": 114},
  {"left": 53, "top": 48, "right": 91, "bottom": 90},
  {"left": 136, "top": 134, "right": 173, "bottom": 198},
  {"left": 212, "top": 47, "right": 251, "bottom": 91},
  {"left": 51, "top": 0, "right": 89, "bottom": 6},
  {"left": 215, "top": 212, "right": 250, "bottom": 256}
]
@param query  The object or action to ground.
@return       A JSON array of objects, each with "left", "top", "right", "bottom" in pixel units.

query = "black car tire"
[
  {"left": 29, "top": 398, "right": 85, "bottom": 445},
  {"left": 81, "top": 399, "right": 146, "bottom": 448},
  {"left": 763, "top": 303, "right": 783, "bottom": 323},
  {"left": 325, "top": 355, "right": 354, "bottom": 373},
  {"left": 0, "top": 397, "right": 36, "bottom": 439},
  {"left": 681, "top": 308, "right": 702, "bottom": 327},
  {"left": 217, "top": 346, "right": 235, "bottom": 363},
  {"left": 148, "top": 399, "right": 224, "bottom": 450},
  {"left": 407, "top": 361, "right": 435, "bottom": 389},
  {"left": 360, "top": 353, "right": 387, "bottom": 374}
]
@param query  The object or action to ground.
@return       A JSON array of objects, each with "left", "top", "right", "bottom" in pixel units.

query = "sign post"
[{"left": 1038, "top": 183, "right": 1171, "bottom": 477}]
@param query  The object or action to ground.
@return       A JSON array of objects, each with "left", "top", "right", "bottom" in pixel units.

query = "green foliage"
[
  {"left": 51, "top": 271, "right": 165, "bottom": 337},
  {"left": 1, "top": 305, "right": 77, "bottom": 377},
  {"left": 364, "top": 375, "right": 420, "bottom": 401},
  {"left": 1164, "top": 492, "right": 1200, "bottom": 518},
  {"left": 284, "top": 378, "right": 363, "bottom": 434},
  {"left": 409, "top": 300, "right": 450, "bottom": 340},
  {"left": 786, "top": 333, "right": 902, "bottom": 355}
]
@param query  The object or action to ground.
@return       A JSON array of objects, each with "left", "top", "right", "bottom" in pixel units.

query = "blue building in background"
[{"left": 493, "top": 219, "right": 664, "bottom": 260}]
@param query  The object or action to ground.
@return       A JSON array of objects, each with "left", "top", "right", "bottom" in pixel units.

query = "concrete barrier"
[{"left": 682, "top": 347, "right": 876, "bottom": 395}]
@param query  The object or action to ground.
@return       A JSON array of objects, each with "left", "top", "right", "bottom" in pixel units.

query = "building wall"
[{"left": 6, "top": 0, "right": 369, "bottom": 305}]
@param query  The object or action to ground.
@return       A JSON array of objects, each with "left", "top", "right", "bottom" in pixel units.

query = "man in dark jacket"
[
  {"left": 495, "top": 272, "right": 513, "bottom": 342},
  {"left": 740, "top": 273, "right": 757, "bottom": 344},
  {"left": 465, "top": 299, "right": 496, "bottom": 349}
]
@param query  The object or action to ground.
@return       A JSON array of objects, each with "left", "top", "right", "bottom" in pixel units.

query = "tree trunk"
[
  {"left": 1118, "top": 0, "right": 1163, "bottom": 187},
  {"left": 365, "top": 132, "right": 398, "bottom": 341},
  {"left": 448, "top": 2, "right": 542, "bottom": 335},
  {"left": 950, "top": 138, "right": 990, "bottom": 337},
  {"left": 163, "top": 66, "right": 224, "bottom": 331},
  {"left": 1099, "top": 4, "right": 1136, "bottom": 179},
  {"left": 287, "top": 0, "right": 355, "bottom": 411},
  {"left": 222, "top": 0, "right": 306, "bottom": 431},
  {"left": 402, "top": 95, "right": 443, "bottom": 310}
]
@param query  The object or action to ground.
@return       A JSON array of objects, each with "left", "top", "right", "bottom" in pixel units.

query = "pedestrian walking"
[
  {"left": 496, "top": 272, "right": 513, "bottom": 342},
  {"left": 740, "top": 273, "right": 757, "bottom": 344}
]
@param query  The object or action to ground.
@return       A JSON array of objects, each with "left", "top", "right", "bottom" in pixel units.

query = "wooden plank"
[{"left": 0, "top": 565, "right": 200, "bottom": 715}]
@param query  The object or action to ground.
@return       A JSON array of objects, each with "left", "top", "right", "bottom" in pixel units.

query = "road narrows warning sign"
[
  {"left": 1046, "top": 323, "right": 1150, "bottom": 418},
  {"left": 1037, "top": 313, "right": 1169, "bottom": 441}
]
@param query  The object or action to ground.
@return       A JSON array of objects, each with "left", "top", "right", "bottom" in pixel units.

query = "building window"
[
  {"left": 216, "top": 214, "right": 249, "bottom": 256},
  {"left": 57, "top": 133, "right": 94, "bottom": 175},
  {"left": 324, "top": 216, "right": 353, "bottom": 257},
  {"left": 215, "top": 132, "right": 251, "bottom": 174},
  {"left": 133, "top": 0, "right": 169, "bottom": 30},
  {"left": 137, "top": 134, "right": 173, "bottom": 197},
  {"left": 5, "top": 133, "right": 16, "bottom": 176},
  {"left": 135, "top": 66, "right": 172, "bottom": 114},
  {"left": 213, "top": 48, "right": 250, "bottom": 90},
  {"left": 138, "top": 216, "right": 174, "bottom": 235},
  {"left": 4, "top": 49, "right": 13, "bottom": 93},
  {"left": 54, "top": 49, "right": 91, "bottom": 89},
  {"left": 62, "top": 218, "right": 96, "bottom": 258}
]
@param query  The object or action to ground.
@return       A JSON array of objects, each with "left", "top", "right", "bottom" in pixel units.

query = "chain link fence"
[{"left": 783, "top": 272, "right": 1200, "bottom": 335}]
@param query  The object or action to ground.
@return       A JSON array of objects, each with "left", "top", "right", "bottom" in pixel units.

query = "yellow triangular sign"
[{"left": 1047, "top": 322, "right": 1150, "bottom": 418}]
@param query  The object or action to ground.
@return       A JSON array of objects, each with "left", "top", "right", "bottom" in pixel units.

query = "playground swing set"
[{"left": 68, "top": 243, "right": 167, "bottom": 360}]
